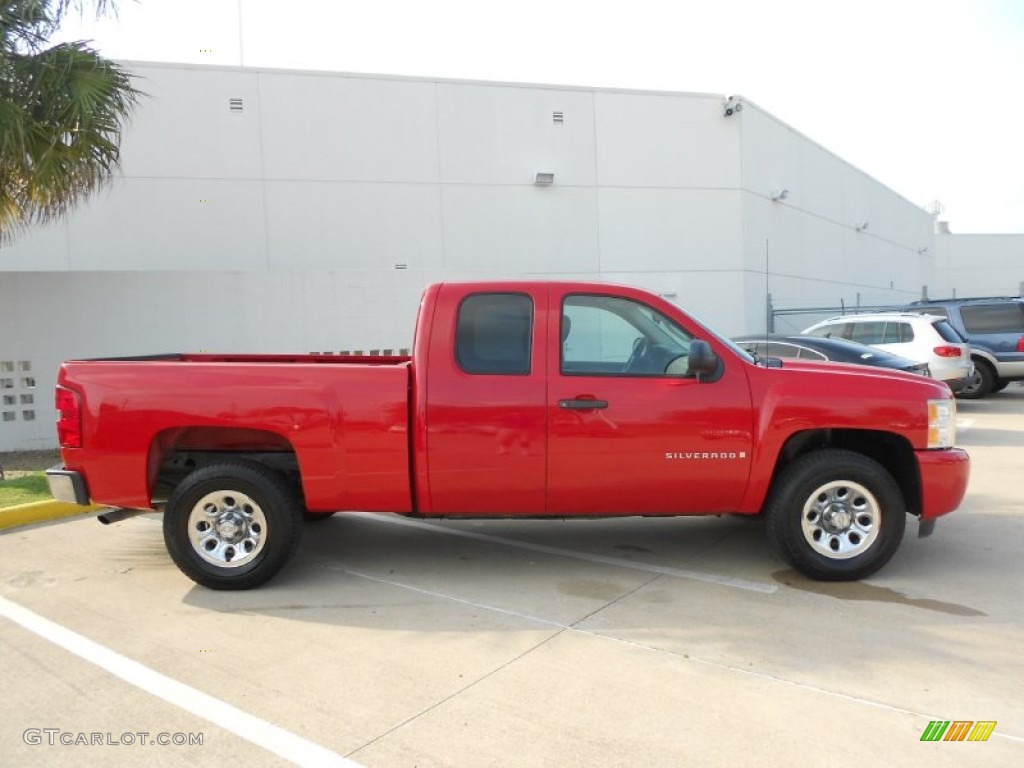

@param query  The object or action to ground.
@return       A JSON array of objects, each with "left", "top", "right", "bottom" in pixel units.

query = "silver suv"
[{"left": 801, "top": 312, "right": 973, "bottom": 391}]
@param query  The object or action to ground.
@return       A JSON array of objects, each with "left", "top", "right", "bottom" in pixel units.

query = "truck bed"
[{"left": 57, "top": 356, "right": 414, "bottom": 512}]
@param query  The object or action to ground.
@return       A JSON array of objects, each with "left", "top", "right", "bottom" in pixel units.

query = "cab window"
[{"left": 455, "top": 293, "right": 533, "bottom": 375}]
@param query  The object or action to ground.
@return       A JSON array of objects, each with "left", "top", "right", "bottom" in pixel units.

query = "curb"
[{"left": 0, "top": 500, "right": 106, "bottom": 533}]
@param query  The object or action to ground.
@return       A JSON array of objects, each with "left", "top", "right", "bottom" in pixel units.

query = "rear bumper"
[
  {"left": 45, "top": 466, "right": 91, "bottom": 506},
  {"left": 915, "top": 448, "right": 970, "bottom": 520},
  {"left": 946, "top": 376, "right": 972, "bottom": 393}
]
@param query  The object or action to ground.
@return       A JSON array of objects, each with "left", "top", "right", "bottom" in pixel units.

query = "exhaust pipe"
[{"left": 98, "top": 508, "right": 151, "bottom": 525}]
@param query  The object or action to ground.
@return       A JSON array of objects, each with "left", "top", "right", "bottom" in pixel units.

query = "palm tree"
[{"left": 0, "top": 1, "right": 140, "bottom": 243}]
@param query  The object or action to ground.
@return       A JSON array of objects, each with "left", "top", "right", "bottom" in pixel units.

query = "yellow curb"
[{"left": 0, "top": 500, "right": 106, "bottom": 532}]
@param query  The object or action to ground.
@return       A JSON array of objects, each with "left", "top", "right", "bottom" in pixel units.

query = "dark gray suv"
[{"left": 904, "top": 297, "right": 1024, "bottom": 398}]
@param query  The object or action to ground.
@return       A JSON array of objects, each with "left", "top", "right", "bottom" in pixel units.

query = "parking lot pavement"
[{"left": 2, "top": 389, "right": 1023, "bottom": 767}]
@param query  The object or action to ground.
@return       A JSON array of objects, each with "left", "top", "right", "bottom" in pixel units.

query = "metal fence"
[{"left": 767, "top": 293, "right": 903, "bottom": 334}]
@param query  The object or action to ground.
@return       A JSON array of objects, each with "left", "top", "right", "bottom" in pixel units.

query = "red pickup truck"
[{"left": 47, "top": 281, "right": 969, "bottom": 589}]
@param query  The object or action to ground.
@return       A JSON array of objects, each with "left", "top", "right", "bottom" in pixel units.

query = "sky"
[{"left": 55, "top": 0, "right": 1024, "bottom": 233}]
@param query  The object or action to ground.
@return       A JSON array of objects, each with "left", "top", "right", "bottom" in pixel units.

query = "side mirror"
[{"left": 687, "top": 340, "right": 722, "bottom": 382}]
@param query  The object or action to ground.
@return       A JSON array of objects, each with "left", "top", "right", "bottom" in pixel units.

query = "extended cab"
[{"left": 48, "top": 282, "right": 970, "bottom": 589}]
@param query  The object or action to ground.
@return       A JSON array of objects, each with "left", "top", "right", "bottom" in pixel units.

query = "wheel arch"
[
  {"left": 768, "top": 428, "right": 920, "bottom": 516},
  {"left": 969, "top": 348, "right": 999, "bottom": 369},
  {"left": 148, "top": 427, "right": 302, "bottom": 505}
]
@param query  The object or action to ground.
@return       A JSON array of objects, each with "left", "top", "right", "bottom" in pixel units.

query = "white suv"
[{"left": 801, "top": 312, "right": 973, "bottom": 391}]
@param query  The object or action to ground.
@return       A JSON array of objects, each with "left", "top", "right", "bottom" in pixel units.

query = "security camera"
[{"left": 723, "top": 95, "right": 743, "bottom": 117}]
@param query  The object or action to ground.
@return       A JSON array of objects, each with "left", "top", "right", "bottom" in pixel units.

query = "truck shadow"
[
  {"left": 178, "top": 511, "right": 993, "bottom": 630},
  {"left": 182, "top": 513, "right": 773, "bottom": 627}
]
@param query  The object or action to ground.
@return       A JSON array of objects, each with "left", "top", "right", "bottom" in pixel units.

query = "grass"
[{"left": 0, "top": 473, "right": 53, "bottom": 509}]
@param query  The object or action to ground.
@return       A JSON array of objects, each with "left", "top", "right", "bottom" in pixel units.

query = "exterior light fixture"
[
  {"left": 723, "top": 96, "right": 743, "bottom": 117},
  {"left": 534, "top": 172, "right": 555, "bottom": 185},
  {"left": 771, "top": 188, "right": 790, "bottom": 201},
  {"left": 855, "top": 221, "right": 869, "bottom": 232}
]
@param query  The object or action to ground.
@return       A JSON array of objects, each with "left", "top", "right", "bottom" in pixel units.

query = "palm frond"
[{"left": 0, "top": 35, "right": 140, "bottom": 240}]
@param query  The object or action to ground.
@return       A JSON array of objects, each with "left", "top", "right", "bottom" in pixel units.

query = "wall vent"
[
  {"left": 552, "top": 111, "right": 564, "bottom": 124},
  {"left": 229, "top": 97, "right": 244, "bottom": 113},
  {"left": 0, "top": 360, "right": 37, "bottom": 425}
]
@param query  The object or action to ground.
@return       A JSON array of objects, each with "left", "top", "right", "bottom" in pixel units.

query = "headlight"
[{"left": 927, "top": 398, "right": 956, "bottom": 448}]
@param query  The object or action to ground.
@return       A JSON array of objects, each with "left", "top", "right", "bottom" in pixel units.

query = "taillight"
[
  {"left": 1017, "top": 337, "right": 1024, "bottom": 353},
  {"left": 933, "top": 346, "right": 962, "bottom": 358},
  {"left": 55, "top": 386, "right": 82, "bottom": 448}
]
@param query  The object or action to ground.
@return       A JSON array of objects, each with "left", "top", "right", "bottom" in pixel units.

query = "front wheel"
[
  {"left": 163, "top": 462, "right": 303, "bottom": 590},
  {"left": 765, "top": 450, "right": 906, "bottom": 581}
]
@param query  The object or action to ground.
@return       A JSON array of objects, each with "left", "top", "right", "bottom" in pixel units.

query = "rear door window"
[
  {"left": 850, "top": 322, "right": 886, "bottom": 344},
  {"left": 961, "top": 304, "right": 1024, "bottom": 334},
  {"left": 455, "top": 293, "right": 533, "bottom": 375},
  {"left": 796, "top": 346, "right": 827, "bottom": 360},
  {"left": 894, "top": 322, "right": 915, "bottom": 343},
  {"left": 765, "top": 342, "right": 798, "bottom": 358}
]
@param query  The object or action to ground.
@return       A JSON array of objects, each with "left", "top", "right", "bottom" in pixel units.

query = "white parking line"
[
  {"left": 353, "top": 513, "right": 777, "bottom": 594},
  {"left": 0, "top": 596, "right": 362, "bottom": 768}
]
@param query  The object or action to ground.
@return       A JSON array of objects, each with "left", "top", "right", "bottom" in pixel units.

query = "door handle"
[{"left": 558, "top": 398, "right": 609, "bottom": 410}]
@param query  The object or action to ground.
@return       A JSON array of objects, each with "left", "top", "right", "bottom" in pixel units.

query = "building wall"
[
  {"left": 737, "top": 102, "right": 936, "bottom": 334},
  {"left": 0, "top": 61, "right": 987, "bottom": 450},
  {"left": 932, "top": 233, "right": 1024, "bottom": 297}
]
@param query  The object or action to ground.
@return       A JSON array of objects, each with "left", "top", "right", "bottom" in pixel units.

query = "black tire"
[
  {"left": 956, "top": 359, "right": 994, "bottom": 399},
  {"left": 991, "top": 379, "right": 1010, "bottom": 393},
  {"left": 303, "top": 510, "right": 337, "bottom": 522},
  {"left": 764, "top": 449, "right": 906, "bottom": 581},
  {"left": 163, "top": 462, "right": 303, "bottom": 590}
]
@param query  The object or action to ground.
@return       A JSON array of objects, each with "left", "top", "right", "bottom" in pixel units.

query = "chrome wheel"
[
  {"left": 188, "top": 490, "right": 267, "bottom": 568},
  {"left": 800, "top": 480, "right": 880, "bottom": 560}
]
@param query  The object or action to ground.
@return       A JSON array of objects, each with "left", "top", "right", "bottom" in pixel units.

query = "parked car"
[
  {"left": 901, "top": 296, "right": 1024, "bottom": 398},
  {"left": 801, "top": 312, "right": 972, "bottom": 392},
  {"left": 47, "top": 281, "right": 969, "bottom": 589},
  {"left": 732, "top": 334, "right": 931, "bottom": 376}
]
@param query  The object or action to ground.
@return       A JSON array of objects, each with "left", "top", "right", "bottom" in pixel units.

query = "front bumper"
[
  {"left": 916, "top": 448, "right": 970, "bottom": 520},
  {"left": 45, "top": 466, "right": 91, "bottom": 506}
]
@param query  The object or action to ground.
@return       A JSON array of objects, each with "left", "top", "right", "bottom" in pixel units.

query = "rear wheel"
[
  {"left": 957, "top": 359, "right": 994, "bottom": 399},
  {"left": 991, "top": 379, "right": 1010, "bottom": 393},
  {"left": 164, "top": 462, "right": 303, "bottom": 590},
  {"left": 765, "top": 450, "right": 906, "bottom": 581}
]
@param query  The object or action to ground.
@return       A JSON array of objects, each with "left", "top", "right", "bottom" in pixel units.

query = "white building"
[
  {"left": 0, "top": 61, "right": 1014, "bottom": 451},
  {"left": 932, "top": 231, "right": 1024, "bottom": 298}
]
